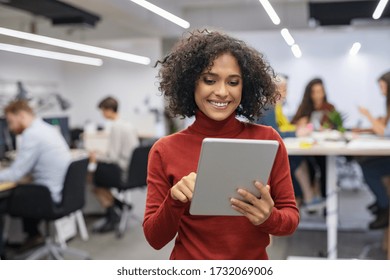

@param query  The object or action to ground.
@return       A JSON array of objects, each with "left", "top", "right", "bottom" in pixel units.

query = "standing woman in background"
[
  {"left": 143, "top": 30, "right": 299, "bottom": 260},
  {"left": 358, "top": 71, "right": 390, "bottom": 229}
]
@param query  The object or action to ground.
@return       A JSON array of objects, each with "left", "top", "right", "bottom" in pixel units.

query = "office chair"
[
  {"left": 358, "top": 181, "right": 390, "bottom": 259},
  {"left": 94, "top": 145, "right": 152, "bottom": 238},
  {"left": 6, "top": 158, "right": 90, "bottom": 259}
]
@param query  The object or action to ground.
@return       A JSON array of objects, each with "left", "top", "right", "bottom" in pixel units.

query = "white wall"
[
  {"left": 0, "top": 52, "right": 66, "bottom": 116},
  {"left": 234, "top": 27, "right": 390, "bottom": 128},
  {"left": 1, "top": 28, "right": 389, "bottom": 132},
  {"left": 62, "top": 38, "right": 163, "bottom": 137}
]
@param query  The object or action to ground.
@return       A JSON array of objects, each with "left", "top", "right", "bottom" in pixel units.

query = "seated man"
[
  {"left": 0, "top": 100, "right": 71, "bottom": 258},
  {"left": 89, "top": 96, "right": 139, "bottom": 233}
]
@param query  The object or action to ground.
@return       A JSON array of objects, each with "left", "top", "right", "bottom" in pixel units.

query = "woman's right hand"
[
  {"left": 296, "top": 123, "right": 313, "bottom": 137},
  {"left": 89, "top": 151, "right": 97, "bottom": 163},
  {"left": 170, "top": 172, "right": 197, "bottom": 203}
]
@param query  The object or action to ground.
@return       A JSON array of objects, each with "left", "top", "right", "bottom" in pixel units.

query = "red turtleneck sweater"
[{"left": 143, "top": 111, "right": 299, "bottom": 260}]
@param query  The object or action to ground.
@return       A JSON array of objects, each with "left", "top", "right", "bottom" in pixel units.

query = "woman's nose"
[{"left": 214, "top": 82, "right": 228, "bottom": 98}]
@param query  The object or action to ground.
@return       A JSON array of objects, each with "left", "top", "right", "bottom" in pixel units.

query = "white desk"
[{"left": 285, "top": 136, "right": 390, "bottom": 259}]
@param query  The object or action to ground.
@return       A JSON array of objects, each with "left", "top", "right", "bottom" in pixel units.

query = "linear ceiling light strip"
[
  {"left": 281, "top": 28, "right": 295, "bottom": 46},
  {"left": 349, "top": 42, "right": 361, "bottom": 56},
  {"left": 373, "top": 0, "right": 389, "bottom": 19},
  {"left": 291, "top": 44, "right": 302, "bottom": 58},
  {"left": 0, "top": 43, "right": 103, "bottom": 66},
  {"left": 0, "top": 27, "right": 151, "bottom": 65},
  {"left": 130, "top": 0, "right": 190, "bottom": 28},
  {"left": 258, "top": 0, "right": 281, "bottom": 25}
]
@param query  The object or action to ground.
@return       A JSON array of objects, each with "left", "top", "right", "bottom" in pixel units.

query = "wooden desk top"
[{"left": 0, "top": 181, "right": 16, "bottom": 192}]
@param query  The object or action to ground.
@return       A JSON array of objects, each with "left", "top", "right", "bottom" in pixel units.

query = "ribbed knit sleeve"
[
  {"left": 143, "top": 140, "right": 189, "bottom": 250},
  {"left": 258, "top": 130, "right": 300, "bottom": 235}
]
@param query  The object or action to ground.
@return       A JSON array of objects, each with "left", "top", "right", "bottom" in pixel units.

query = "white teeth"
[{"left": 209, "top": 101, "right": 228, "bottom": 107}]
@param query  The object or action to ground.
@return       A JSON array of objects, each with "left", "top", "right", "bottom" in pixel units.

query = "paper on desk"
[
  {"left": 83, "top": 131, "right": 109, "bottom": 154},
  {"left": 317, "top": 140, "right": 347, "bottom": 148},
  {"left": 347, "top": 138, "right": 390, "bottom": 149},
  {"left": 283, "top": 137, "right": 314, "bottom": 149}
]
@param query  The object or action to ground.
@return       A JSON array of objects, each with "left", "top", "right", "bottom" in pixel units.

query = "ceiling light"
[
  {"left": 0, "top": 27, "right": 151, "bottom": 65},
  {"left": 291, "top": 44, "right": 302, "bottom": 58},
  {"left": 373, "top": 0, "right": 389, "bottom": 19},
  {"left": 0, "top": 43, "right": 103, "bottom": 66},
  {"left": 129, "top": 0, "right": 190, "bottom": 29},
  {"left": 281, "top": 28, "right": 295, "bottom": 46},
  {"left": 349, "top": 42, "right": 361, "bottom": 56},
  {"left": 258, "top": 0, "right": 281, "bottom": 25}
]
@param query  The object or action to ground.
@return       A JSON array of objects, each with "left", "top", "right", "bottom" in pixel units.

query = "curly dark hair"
[{"left": 155, "top": 29, "right": 278, "bottom": 122}]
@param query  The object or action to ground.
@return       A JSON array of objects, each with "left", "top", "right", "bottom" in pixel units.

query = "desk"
[
  {"left": 0, "top": 182, "right": 16, "bottom": 199},
  {"left": 0, "top": 150, "right": 89, "bottom": 243},
  {"left": 285, "top": 137, "right": 390, "bottom": 259}
]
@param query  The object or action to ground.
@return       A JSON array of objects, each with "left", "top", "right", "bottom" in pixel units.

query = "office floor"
[{"left": 65, "top": 186, "right": 388, "bottom": 260}]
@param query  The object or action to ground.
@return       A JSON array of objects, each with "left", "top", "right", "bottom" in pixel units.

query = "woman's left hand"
[{"left": 230, "top": 181, "right": 274, "bottom": 226}]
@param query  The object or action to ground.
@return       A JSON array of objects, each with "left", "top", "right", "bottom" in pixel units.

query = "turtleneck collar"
[{"left": 188, "top": 110, "right": 244, "bottom": 138}]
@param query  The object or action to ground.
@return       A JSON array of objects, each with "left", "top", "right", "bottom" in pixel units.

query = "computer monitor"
[
  {"left": 0, "top": 118, "right": 16, "bottom": 160},
  {"left": 43, "top": 116, "right": 71, "bottom": 147}
]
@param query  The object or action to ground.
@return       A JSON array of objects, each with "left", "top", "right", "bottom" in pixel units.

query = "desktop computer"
[{"left": 42, "top": 116, "right": 71, "bottom": 147}]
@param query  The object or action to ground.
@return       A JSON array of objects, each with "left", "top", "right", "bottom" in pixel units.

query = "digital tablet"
[{"left": 189, "top": 138, "right": 279, "bottom": 216}]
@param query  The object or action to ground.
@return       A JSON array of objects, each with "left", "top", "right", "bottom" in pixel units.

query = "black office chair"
[
  {"left": 6, "top": 158, "right": 90, "bottom": 259},
  {"left": 94, "top": 145, "right": 152, "bottom": 238}
]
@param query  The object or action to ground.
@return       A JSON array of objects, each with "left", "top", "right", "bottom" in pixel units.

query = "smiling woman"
[
  {"left": 143, "top": 29, "right": 299, "bottom": 260},
  {"left": 194, "top": 53, "right": 242, "bottom": 121},
  {"left": 156, "top": 29, "right": 278, "bottom": 122}
]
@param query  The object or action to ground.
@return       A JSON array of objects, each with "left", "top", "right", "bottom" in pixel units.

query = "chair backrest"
[
  {"left": 125, "top": 145, "right": 152, "bottom": 189},
  {"left": 93, "top": 162, "right": 122, "bottom": 187},
  {"left": 60, "top": 158, "right": 89, "bottom": 215},
  {"left": 8, "top": 158, "right": 89, "bottom": 220}
]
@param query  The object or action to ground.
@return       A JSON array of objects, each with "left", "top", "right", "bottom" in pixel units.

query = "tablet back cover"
[{"left": 189, "top": 138, "right": 279, "bottom": 216}]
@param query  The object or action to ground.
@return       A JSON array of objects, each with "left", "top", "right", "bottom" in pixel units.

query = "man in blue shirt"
[{"left": 0, "top": 100, "right": 71, "bottom": 258}]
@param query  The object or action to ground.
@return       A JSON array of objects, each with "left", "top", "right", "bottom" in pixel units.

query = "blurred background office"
[{"left": 0, "top": 0, "right": 389, "bottom": 259}]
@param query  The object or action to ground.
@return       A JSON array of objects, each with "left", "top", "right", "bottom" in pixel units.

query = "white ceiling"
[{"left": 0, "top": 0, "right": 387, "bottom": 44}]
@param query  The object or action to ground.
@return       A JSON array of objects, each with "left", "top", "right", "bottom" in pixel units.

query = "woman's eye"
[
  {"left": 228, "top": 80, "right": 240, "bottom": 86},
  {"left": 203, "top": 78, "right": 215, "bottom": 85}
]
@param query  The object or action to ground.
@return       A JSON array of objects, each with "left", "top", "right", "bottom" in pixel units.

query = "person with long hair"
[
  {"left": 291, "top": 78, "right": 339, "bottom": 200},
  {"left": 257, "top": 75, "right": 322, "bottom": 210},
  {"left": 291, "top": 78, "right": 337, "bottom": 129},
  {"left": 357, "top": 71, "right": 390, "bottom": 229},
  {"left": 143, "top": 30, "right": 299, "bottom": 259}
]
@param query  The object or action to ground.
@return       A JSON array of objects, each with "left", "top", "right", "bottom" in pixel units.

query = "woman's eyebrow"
[{"left": 200, "top": 72, "right": 242, "bottom": 78}]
